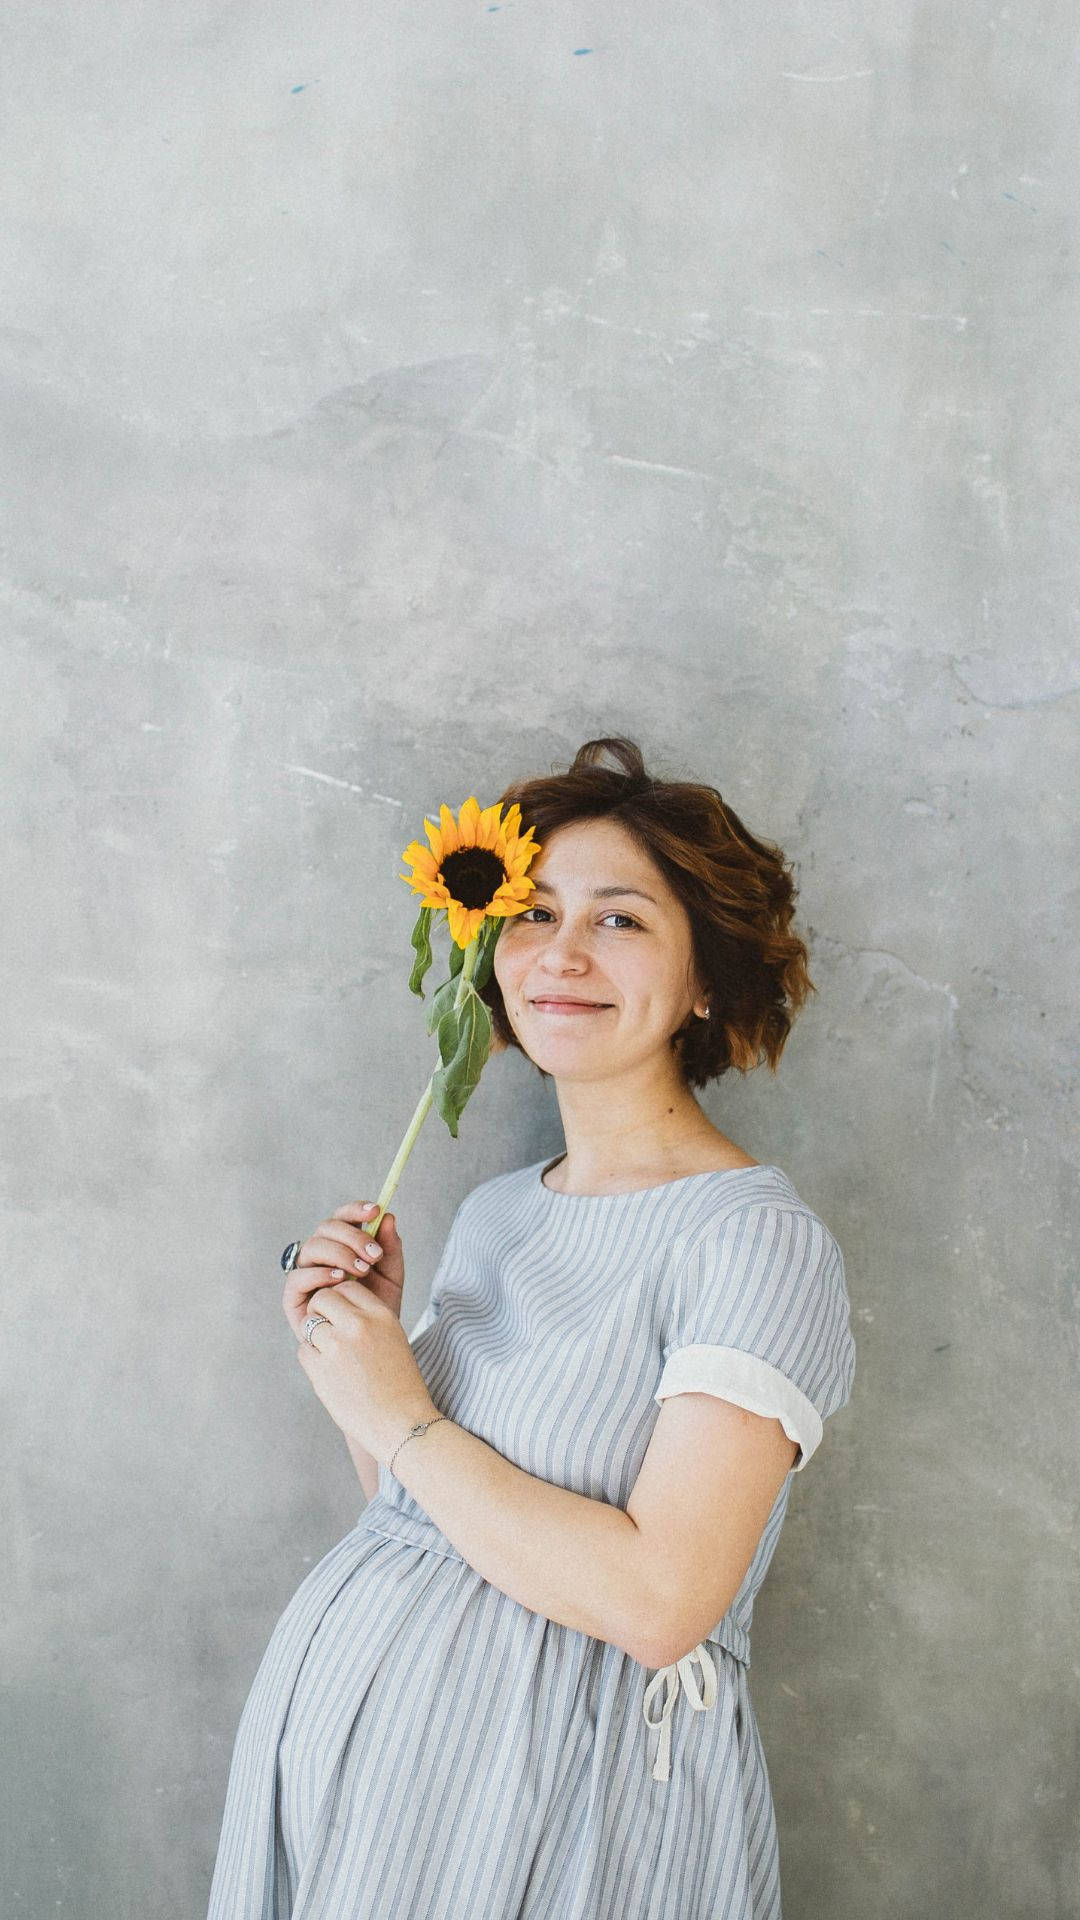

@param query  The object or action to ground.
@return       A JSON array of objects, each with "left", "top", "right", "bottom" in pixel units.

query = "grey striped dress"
[{"left": 206, "top": 1157, "right": 855, "bottom": 1919}]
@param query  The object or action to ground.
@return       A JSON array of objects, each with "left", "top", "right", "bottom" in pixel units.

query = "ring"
[
  {"left": 281, "top": 1241, "right": 302, "bottom": 1272},
  {"left": 303, "top": 1314, "right": 330, "bottom": 1346}
]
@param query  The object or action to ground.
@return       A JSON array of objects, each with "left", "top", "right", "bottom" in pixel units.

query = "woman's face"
[{"left": 492, "top": 817, "right": 706, "bottom": 1082}]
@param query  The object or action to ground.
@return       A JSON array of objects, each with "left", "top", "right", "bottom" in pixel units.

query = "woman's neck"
[{"left": 545, "top": 1089, "right": 753, "bottom": 1194}]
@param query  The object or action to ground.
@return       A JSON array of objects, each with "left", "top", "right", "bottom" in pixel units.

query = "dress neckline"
[{"left": 536, "top": 1153, "right": 783, "bottom": 1199}]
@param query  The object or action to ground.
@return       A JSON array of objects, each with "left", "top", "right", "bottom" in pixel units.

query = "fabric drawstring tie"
[{"left": 642, "top": 1641, "right": 718, "bottom": 1784}]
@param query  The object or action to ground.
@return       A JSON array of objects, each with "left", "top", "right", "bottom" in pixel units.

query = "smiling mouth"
[{"left": 530, "top": 998, "right": 613, "bottom": 1010}]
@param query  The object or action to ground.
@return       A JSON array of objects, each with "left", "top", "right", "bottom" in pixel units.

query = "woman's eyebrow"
[{"left": 530, "top": 882, "right": 660, "bottom": 905}]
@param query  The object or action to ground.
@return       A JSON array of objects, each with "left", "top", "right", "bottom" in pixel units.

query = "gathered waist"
[
  {"left": 357, "top": 1498, "right": 751, "bottom": 1654},
  {"left": 356, "top": 1494, "right": 751, "bottom": 1666},
  {"left": 355, "top": 1494, "right": 467, "bottom": 1566},
  {"left": 356, "top": 1493, "right": 751, "bottom": 1788}
]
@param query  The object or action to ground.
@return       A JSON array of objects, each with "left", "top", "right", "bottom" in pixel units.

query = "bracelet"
[{"left": 388, "top": 1414, "right": 450, "bottom": 1477}]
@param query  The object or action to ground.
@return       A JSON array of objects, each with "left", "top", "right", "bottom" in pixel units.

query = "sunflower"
[{"left": 400, "top": 796, "right": 542, "bottom": 948}]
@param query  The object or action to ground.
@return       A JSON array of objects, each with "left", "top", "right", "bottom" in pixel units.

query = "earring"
[{"left": 699, "top": 1004, "right": 710, "bottom": 1019}]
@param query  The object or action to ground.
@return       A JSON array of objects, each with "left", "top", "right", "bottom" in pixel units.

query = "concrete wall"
[{"left": 4, "top": 3, "right": 1077, "bottom": 1913}]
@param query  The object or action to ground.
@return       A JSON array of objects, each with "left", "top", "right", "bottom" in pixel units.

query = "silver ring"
[
  {"left": 281, "top": 1240, "right": 302, "bottom": 1273},
  {"left": 303, "top": 1314, "right": 330, "bottom": 1346}
]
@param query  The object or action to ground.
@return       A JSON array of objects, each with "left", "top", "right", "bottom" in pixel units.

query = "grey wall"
[{"left": 4, "top": 3, "right": 1077, "bottom": 1914}]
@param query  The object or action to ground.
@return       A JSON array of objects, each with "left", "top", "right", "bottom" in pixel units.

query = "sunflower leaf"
[
  {"left": 408, "top": 906, "right": 434, "bottom": 997},
  {"left": 425, "top": 975, "right": 459, "bottom": 1037},
  {"left": 435, "top": 1005, "right": 460, "bottom": 1070},
  {"left": 447, "top": 934, "right": 466, "bottom": 978},
  {"left": 431, "top": 992, "right": 493, "bottom": 1137},
  {"left": 469, "top": 917, "right": 503, "bottom": 993}
]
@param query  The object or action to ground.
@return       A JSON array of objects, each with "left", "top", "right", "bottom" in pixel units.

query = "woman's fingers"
[
  {"left": 323, "top": 1206, "right": 404, "bottom": 1282},
  {"left": 329, "top": 1202, "right": 400, "bottom": 1245},
  {"left": 280, "top": 1205, "right": 404, "bottom": 1335},
  {"left": 305, "top": 1228, "right": 385, "bottom": 1273},
  {"left": 282, "top": 1265, "right": 350, "bottom": 1339},
  {"left": 282, "top": 1236, "right": 377, "bottom": 1330}
]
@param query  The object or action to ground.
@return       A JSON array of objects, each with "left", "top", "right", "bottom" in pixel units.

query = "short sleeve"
[{"left": 654, "top": 1201, "right": 855, "bottom": 1471}]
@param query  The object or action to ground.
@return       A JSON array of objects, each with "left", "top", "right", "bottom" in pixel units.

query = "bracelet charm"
[{"left": 389, "top": 1414, "right": 449, "bottom": 1476}]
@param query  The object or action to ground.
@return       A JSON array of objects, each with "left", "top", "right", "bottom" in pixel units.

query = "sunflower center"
[{"left": 441, "top": 846, "right": 507, "bottom": 910}]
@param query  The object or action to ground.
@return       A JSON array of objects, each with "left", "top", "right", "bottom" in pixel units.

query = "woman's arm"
[
  {"left": 343, "top": 1303, "right": 435, "bottom": 1503},
  {"left": 389, "top": 1416, "right": 661, "bottom": 1666},
  {"left": 346, "top": 1433, "right": 380, "bottom": 1502}
]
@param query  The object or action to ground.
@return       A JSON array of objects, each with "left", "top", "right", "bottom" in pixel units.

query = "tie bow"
[{"left": 641, "top": 1640, "right": 718, "bottom": 1783}]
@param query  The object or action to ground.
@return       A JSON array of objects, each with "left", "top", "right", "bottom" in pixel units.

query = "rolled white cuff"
[{"left": 654, "top": 1344, "right": 823, "bottom": 1471}]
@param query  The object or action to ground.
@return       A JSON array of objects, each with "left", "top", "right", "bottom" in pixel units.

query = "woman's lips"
[{"left": 530, "top": 999, "right": 612, "bottom": 1014}]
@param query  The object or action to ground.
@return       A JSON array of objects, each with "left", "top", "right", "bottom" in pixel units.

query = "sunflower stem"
[
  {"left": 366, "top": 931, "right": 483, "bottom": 1236},
  {"left": 453, "top": 932, "right": 481, "bottom": 1007}
]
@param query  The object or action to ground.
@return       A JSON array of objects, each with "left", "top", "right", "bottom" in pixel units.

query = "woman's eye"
[{"left": 518, "top": 908, "right": 639, "bottom": 930}]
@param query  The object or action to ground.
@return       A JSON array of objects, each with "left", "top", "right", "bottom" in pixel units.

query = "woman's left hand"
[{"left": 296, "top": 1277, "right": 439, "bottom": 1465}]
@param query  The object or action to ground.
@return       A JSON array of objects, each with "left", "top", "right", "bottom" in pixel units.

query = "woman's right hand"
[{"left": 281, "top": 1202, "right": 405, "bottom": 1339}]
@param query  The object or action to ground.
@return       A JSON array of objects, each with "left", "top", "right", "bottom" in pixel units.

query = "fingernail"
[
  {"left": 363, "top": 1242, "right": 381, "bottom": 1258},
  {"left": 330, "top": 1268, "right": 345, "bottom": 1279},
  {"left": 354, "top": 1256, "right": 368, "bottom": 1271}
]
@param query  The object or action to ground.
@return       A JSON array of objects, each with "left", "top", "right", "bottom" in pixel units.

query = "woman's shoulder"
[
  {"left": 460, "top": 1158, "right": 830, "bottom": 1224},
  {"left": 671, "top": 1165, "right": 845, "bottom": 1267},
  {"left": 452, "top": 1157, "right": 841, "bottom": 1251}
]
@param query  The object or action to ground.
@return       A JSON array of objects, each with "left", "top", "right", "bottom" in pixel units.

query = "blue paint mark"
[
  {"left": 291, "top": 83, "right": 306, "bottom": 92},
  {"left": 487, "top": 6, "right": 500, "bottom": 10},
  {"left": 573, "top": 47, "right": 592, "bottom": 55}
]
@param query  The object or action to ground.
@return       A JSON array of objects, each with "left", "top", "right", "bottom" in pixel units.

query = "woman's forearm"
[
  {"left": 346, "top": 1433, "right": 380, "bottom": 1503},
  {"left": 385, "top": 1408, "right": 662, "bottom": 1665}
]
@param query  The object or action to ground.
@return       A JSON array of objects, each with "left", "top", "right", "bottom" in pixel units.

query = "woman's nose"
[{"left": 538, "top": 927, "right": 589, "bottom": 966}]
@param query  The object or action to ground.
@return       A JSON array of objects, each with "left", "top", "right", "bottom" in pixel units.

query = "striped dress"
[{"left": 206, "top": 1157, "right": 856, "bottom": 1919}]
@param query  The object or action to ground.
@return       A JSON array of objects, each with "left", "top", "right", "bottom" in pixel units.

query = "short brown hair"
[{"left": 479, "top": 736, "right": 815, "bottom": 1089}]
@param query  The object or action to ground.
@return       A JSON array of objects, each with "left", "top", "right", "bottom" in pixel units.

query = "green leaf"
[
  {"left": 431, "top": 991, "right": 493, "bottom": 1138},
  {"left": 447, "top": 935, "right": 466, "bottom": 979},
  {"left": 424, "top": 974, "right": 460, "bottom": 1036},
  {"left": 435, "top": 1005, "right": 460, "bottom": 1070},
  {"left": 408, "top": 906, "right": 435, "bottom": 998},
  {"left": 469, "top": 916, "right": 503, "bottom": 992}
]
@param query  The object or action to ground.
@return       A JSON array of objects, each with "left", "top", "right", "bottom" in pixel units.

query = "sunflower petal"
[
  {"left": 477, "top": 802, "right": 502, "bottom": 848},
  {"left": 457, "top": 795, "right": 482, "bottom": 846},
  {"left": 402, "top": 844, "right": 440, "bottom": 878}
]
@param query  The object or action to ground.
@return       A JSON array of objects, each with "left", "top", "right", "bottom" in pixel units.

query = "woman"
[{"left": 206, "top": 736, "right": 856, "bottom": 1919}]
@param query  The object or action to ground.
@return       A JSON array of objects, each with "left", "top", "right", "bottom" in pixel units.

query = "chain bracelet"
[{"left": 388, "top": 1414, "right": 450, "bottom": 1477}]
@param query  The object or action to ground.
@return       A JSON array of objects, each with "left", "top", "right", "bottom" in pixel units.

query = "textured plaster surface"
[{"left": 3, "top": 4, "right": 1077, "bottom": 1913}]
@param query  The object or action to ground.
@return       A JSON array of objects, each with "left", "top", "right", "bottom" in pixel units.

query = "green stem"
[
  {"left": 453, "top": 932, "right": 481, "bottom": 1007},
  {"left": 366, "top": 929, "right": 481, "bottom": 1236}
]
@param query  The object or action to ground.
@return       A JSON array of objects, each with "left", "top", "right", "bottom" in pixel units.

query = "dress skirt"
[{"left": 206, "top": 1502, "right": 780, "bottom": 1919}]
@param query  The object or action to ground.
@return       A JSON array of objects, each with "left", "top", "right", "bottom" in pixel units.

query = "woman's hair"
[{"left": 479, "top": 736, "right": 815, "bottom": 1090}]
